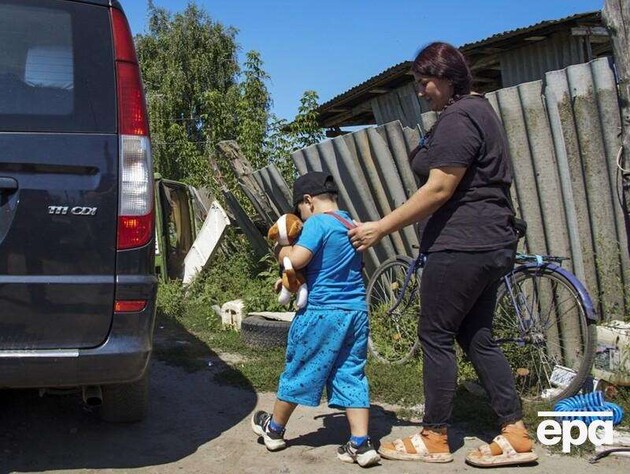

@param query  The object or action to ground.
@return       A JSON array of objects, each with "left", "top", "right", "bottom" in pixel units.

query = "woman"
[{"left": 348, "top": 42, "right": 538, "bottom": 467}]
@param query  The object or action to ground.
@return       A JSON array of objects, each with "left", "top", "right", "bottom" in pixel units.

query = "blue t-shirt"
[{"left": 294, "top": 211, "right": 366, "bottom": 311}]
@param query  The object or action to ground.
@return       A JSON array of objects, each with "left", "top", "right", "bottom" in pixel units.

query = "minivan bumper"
[{"left": 0, "top": 297, "right": 157, "bottom": 389}]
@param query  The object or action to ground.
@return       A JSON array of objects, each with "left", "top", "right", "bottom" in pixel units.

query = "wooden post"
[
  {"left": 216, "top": 140, "right": 277, "bottom": 226},
  {"left": 603, "top": 0, "right": 630, "bottom": 256},
  {"left": 213, "top": 140, "right": 275, "bottom": 258}
]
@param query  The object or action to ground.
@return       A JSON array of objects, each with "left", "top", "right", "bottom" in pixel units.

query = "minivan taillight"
[
  {"left": 115, "top": 300, "right": 148, "bottom": 313},
  {"left": 112, "top": 8, "right": 154, "bottom": 250}
]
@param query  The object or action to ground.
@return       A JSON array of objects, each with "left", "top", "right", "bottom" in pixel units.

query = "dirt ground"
[{"left": 1, "top": 327, "right": 629, "bottom": 474}]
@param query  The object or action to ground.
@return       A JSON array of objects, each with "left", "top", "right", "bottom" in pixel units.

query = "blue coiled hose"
[{"left": 553, "top": 391, "right": 624, "bottom": 425}]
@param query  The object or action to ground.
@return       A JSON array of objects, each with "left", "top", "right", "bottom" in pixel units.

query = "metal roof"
[
  {"left": 318, "top": 61, "right": 413, "bottom": 129},
  {"left": 318, "top": 11, "right": 603, "bottom": 129},
  {"left": 458, "top": 11, "right": 598, "bottom": 51}
]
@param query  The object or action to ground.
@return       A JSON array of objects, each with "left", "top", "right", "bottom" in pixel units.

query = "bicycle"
[{"left": 366, "top": 250, "right": 598, "bottom": 403}]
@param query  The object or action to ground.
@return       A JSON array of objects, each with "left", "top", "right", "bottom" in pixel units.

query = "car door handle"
[{"left": 0, "top": 177, "right": 18, "bottom": 192}]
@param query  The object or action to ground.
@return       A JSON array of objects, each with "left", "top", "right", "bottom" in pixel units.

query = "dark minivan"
[{"left": 0, "top": 0, "right": 156, "bottom": 422}]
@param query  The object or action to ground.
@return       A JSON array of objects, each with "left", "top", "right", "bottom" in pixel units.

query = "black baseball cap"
[{"left": 292, "top": 172, "right": 338, "bottom": 209}]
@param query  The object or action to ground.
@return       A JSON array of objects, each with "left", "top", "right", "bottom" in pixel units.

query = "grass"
[
  {"left": 154, "top": 306, "right": 286, "bottom": 389},
  {"left": 155, "top": 293, "right": 630, "bottom": 457},
  {"left": 154, "top": 290, "right": 558, "bottom": 423},
  {"left": 367, "top": 359, "right": 424, "bottom": 407}
]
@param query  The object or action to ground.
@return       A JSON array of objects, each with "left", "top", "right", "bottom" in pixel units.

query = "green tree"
[
  {"left": 136, "top": 1, "right": 271, "bottom": 191},
  {"left": 291, "top": 90, "right": 326, "bottom": 150},
  {"left": 201, "top": 50, "right": 271, "bottom": 192},
  {"left": 236, "top": 51, "right": 271, "bottom": 170},
  {"left": 136, "top": 1, "right": 324, "bottom": 195},
  {"left": 265, "top": 90, "right": 325, "bottom": 184}
]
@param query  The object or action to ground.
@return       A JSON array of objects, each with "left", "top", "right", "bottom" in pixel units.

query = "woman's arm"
[{"left": 349, "top": 166, "right": 466, "bottom": 251}]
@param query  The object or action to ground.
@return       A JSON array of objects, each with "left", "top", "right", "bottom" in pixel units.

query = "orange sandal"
[
  {"left": 378, "top": 429, "right": 453, "bottom": 463},
  {"left": 466, "top": 434, "right": 538, "bottom": 467}
]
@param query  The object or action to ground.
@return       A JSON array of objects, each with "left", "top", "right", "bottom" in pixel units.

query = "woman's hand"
[{"left": 349, "top": 221, "right": 384, "bottom": 251}]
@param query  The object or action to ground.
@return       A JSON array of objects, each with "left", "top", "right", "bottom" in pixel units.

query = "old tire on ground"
[
  {"left": 241, "top": 315, "right": 290, "bottom": 349},
  {"left": 99, "top": 371, "right": 149, "bottom": 423}
]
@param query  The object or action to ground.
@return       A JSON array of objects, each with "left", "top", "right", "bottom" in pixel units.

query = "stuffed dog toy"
[{"left": 267, "top": 214, "right": 308, "bottom": 308}]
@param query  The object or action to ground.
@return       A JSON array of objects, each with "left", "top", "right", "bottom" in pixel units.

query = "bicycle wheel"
[
  {"left": 493, "top": 265, "right": 596, "bottom": 403},
  {"left": 366, "top": 256, "right": 421, "bottom": 364}
]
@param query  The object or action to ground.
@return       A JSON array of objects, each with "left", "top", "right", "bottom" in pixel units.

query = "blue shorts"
[{"left": 277, "top": 308, "right": 369, "bottom": 409}]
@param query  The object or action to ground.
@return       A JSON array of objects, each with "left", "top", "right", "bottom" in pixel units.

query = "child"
[{"left": 251, "top": 171, "right": 380, "bottom": 468}]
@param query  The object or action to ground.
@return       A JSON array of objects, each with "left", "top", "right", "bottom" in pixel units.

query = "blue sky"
[{"left": 122, "top": 0, "right": 604, "bottom": 122}]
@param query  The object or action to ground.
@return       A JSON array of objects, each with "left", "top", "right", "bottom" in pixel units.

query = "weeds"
[
  {"left": 366, "top": 359, "right": 423, "bottom": 407},
  {"left": 157, "top": 275, "right": 560, "bottom": 421},
  {"left": 180, "top": 229, "right": 287, "bottom": 314},
  {"left": 155, "top": 236, "right": 630, "bottom": 458}
]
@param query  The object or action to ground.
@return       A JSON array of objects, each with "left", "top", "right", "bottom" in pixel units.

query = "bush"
[
  {"left": 156, "top": 279, "right": 187, "bottom": 319},
  {"left": 185, "top": 229, "right": 287, "bottom": 313},
  {"left": 157, "top": 229, "right": 288, "bottom": 331}
]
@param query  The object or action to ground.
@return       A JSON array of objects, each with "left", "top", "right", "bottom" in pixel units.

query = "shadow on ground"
[
  {"left": 256, "top": 396, "right": 491, "bottom": 455},
  {"left": 0, "top": 312, "right": 257, "bottom": 473}
]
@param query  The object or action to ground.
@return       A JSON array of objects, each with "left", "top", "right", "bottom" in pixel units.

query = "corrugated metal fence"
[{"left": 245, "top": 57, "right": 628, "bottom": 320}]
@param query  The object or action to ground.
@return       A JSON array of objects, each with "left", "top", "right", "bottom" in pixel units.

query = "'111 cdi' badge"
[{"left": 48, "top": 206, "right": 97, "bottom": 216}]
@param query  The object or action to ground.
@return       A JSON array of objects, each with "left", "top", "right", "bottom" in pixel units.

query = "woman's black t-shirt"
[{"left": 411, "top": 95, "right": 518, "bottom": 252}]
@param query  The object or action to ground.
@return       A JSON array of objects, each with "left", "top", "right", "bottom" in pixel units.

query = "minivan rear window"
[{"left": 0, "top": 0, "right": 115, "bottom": 132}]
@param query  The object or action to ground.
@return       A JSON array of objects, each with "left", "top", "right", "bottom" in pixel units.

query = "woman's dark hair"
[{"left": 411, "top": 42, "right": 472, "bottom": 96}]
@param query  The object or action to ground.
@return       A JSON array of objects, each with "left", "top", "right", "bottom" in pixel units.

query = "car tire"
[
  {"left": 241, "top": 315, "right": 291, "bottom": 349},
  {"left": 99, "top": 371, "right": 149, "bottom": 423}
]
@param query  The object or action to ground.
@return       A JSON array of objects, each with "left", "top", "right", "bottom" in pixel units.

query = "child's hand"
[{"left": 274, "top": 278, "right": 283, "bottom": 293}]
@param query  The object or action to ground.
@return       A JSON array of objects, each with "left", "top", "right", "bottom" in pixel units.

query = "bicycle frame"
[
  {"left": 386, "top": 252, "right": 597, "bottom": 323},
  {"left": 495, "top": 260, "right": 598, "bottom": 346},
  {"left": 386, "top": 254, "right": 425, "bottom": 315},
  {"left": 369, "top": 249, "right": 598, "bottom": 395}
]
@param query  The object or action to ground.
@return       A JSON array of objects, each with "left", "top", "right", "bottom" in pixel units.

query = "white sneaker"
[
  {"left": 337, "top": 439, "right": 381, "bottom": 467},
  {"left": 251, "top": 410, "right": 286, "bottom": 451}
]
